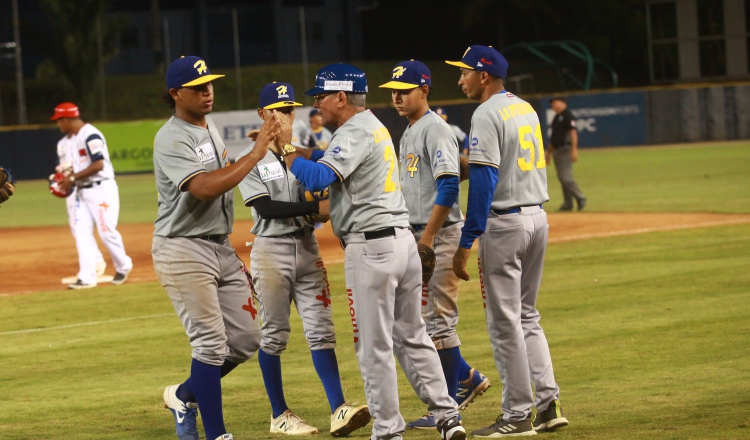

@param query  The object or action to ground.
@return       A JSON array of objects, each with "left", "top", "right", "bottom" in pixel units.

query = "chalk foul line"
[{"left": 0, "top": 313, "right": 173, "bottom": 336}]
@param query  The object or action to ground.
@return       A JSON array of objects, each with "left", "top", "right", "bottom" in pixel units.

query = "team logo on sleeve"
[
  {"left": 195, "top": 143, "right": 216, "bottom": 164},
  {"left": 258, "top": 161, "right": 285, "bottom": 182},
  {"left": 436, "top": 150, "right": 442, "bottom": 158},
  {"left": 87, "top": 138, "right": 104, "bottom": 155},
  {"left": 471, "top": 137, "right": 479, "bottom": 146}
]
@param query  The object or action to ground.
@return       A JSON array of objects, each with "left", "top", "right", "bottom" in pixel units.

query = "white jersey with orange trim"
[{"left": 468, "top": 91, "right": 548, "bottom": 210}]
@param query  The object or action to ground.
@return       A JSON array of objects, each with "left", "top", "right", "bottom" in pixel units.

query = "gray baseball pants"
[
  {"left": 552, "top": 144, "right": 585, "bottom": 207},
  {"left": 412, "top": 222, "right": 463, "bottom": 350},
  {"left": 152, "top": 235, "right": 261, "bottom": 365},
  {"left": 477, "top": 206, "right": 561, "bottom": 421},
  {"left": 343, "top": 227, "right": 458, "bottom": 440},
  {"left": 250, "top": 233, "right": 336, "bottom": 356}
]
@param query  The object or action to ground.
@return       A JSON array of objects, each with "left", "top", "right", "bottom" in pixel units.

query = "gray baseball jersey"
[
  {"left": 236, "top": 147, "right": 303, "bottom": 237},
  {"left": 324, "top": 110, "right": 458, "bottom": 438},
  {"left": 468, "top": 92, "right": 549, "bottom": 209},
  {"left": 318, "top": 110, "right": 409, "bottom": 237},
  {"left": 399, "top": 110, "right": 463, "bottom": 226},
  {"left": 153, "top": 115, "right": 233, "bottom": 237},
  {"left": 468, "top": 91, "right": 560, "bottom": 422}
]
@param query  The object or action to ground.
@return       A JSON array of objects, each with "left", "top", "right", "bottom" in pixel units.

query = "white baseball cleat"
[
  {"left": 215, "top": 435, "right": 233, "bottom": 440},
  {"left": 330, "top": 402, "right": 371, "bottom": 437},
  {"left": 96, "top": 260, "right": 107, "bottom": 277},
  {"left": 270, "top": 409, "right": 318, "bottom": 435}
]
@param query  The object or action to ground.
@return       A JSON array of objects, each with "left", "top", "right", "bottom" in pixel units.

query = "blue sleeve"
[
  {"left": 290, "top": 157, "right": 338, "bottom": 191},
  {"left": 459, "top": 164, "right": 498, "bottom": 249},
  {"left": 462, "top": 136, "right": 469, "bottom": 153},
  {"left": 310, "top": 149, "right": 325, "bottom": 162},
  {"left": 435, "top": 175, "right": 459, "bottom": 208}
]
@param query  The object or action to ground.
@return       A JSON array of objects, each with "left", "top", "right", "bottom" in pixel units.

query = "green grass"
[
  {"left": 1, "top": 224, "right": 748, "bottom": 439},
  {"left": 2, "top": 142, "right": 748, "bottom": 229}
]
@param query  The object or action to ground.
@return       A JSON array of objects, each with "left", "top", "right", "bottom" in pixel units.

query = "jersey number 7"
[{"left": 517, "top": 124, "right": 546, "bottom": 171}]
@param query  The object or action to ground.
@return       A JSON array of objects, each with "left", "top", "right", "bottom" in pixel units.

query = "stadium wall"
[{"left": 1, "top": 83, "right": 748, "bottom": 180}]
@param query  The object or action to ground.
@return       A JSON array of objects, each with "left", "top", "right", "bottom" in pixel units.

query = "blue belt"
[{"left": 492, "top": 204, "right": 543, "bottom": 215}]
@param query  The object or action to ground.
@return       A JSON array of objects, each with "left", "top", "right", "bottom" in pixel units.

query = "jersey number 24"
[{"left": 517, "top": 124, "right": 546, "bottom": 171}]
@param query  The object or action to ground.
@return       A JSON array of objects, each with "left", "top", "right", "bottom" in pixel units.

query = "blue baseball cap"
[
  {"left": 445, "top": 45, "right": 508, "bottom": 79},
  {"left": 379, "top": 60, "right": 431, "bottom": 90},
  {"left": 305, "top": 63, "right": 368, "bottom": 95},
  {"left": 309, "top": 108, "right": 320, "bottom": 117},
  {"left": 435, "top": 107, "right": 447, "bottom": 116},
  {"left": 166, "top": 56, "right": 224, "bottom": 90},
  {"left": 259, "top": 82, "right": 302, "bottom": 110}
]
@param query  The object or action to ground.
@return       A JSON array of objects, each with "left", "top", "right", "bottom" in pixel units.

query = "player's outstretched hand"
[
  {"left": 254, "top": 115, "right": 281, "bottom": 156},
  {"left": 246, "top": 129, "right": 260, "bottom": 141},
  {"left": 272, "top": 110, "right": 293, "bottom": 152},
  {"left": 452, "top": 246, "right": 471, "bottom": 281}
]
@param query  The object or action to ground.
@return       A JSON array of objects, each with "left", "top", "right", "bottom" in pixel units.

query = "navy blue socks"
[
  {"left": 190, "top": 358, "right": 226, "bottom": 440},
  {"left": 311, "top": 349, "right": 346, "bottom": 412},
  {"left": 458, "top": 356, "right": 473, "bottom": 382},
  {"left": 438, "top": 347, "right": 462, "bottom": 400},
  {"left": 176, "top": 359, "right": 238, "bottom": 403},
  {"left": 258, "top": 350, "right": 289, "bottom": 418}
]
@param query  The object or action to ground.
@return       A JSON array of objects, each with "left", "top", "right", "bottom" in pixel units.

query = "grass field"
[{"left": 1, "top": 142, "right": 749, "bottom": 439}]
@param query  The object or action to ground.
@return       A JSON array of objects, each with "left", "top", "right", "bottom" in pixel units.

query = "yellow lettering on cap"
[
  {"left": 392, "top": 66, "right": 407, "bottom": 79},
  {"left": 194, "top": 60, "right": 207, "bottom": 74},
  {"left": 276, "top": 85, "right": 288, "bottom": 95}
]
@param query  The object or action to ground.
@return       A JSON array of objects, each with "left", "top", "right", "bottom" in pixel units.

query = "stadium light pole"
[
  {"left": 96, "top": 18, "right": 107, "bottom": 121},
  {"left": 11, "top": 0, "right": 27, "bottom": 125},
  {"left": 232, "top": 8, "right": 242, "bottom": 110}
]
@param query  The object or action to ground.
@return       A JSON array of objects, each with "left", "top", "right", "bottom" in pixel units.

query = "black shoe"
[
  {"left": 111, "top": 268, "right": 132, "bottom": 285},
  {"left": 532, "top": 400, "right": 569, "bottom": 432},
  {"left": 471, "top": 415, "right": 536, "bottom": 437},
  {"left": 577, "top": 198, "right": 587, "bottom": 211},
  {"left": 558, "top": 204, "right": 573, "bottom": 212},
  {"left": 437, "top": 415, "right": 466, "bottom": 440}
]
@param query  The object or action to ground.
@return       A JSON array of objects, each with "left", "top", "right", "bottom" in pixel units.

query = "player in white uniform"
[
  {"left": 54, "top": 111, "right": 107, "bottom": 280},
  {"left": 236, "top": 82, "right": 370, "bottom": 437},
  {"left": 280, "top": 63, "right": 466, "bottom": 440},
  {"left": 51, "top": 102, "right": 133, "bottom": 289},
  {"left": 379, "top": 60, "right": 491, "bottom": 430},
  {"left": 447, "top": 45, "right": 569, "bottom": 437}
]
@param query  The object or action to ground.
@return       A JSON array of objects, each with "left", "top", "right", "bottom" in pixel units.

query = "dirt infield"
[{"left": 3, "top": 212, "right": 749, "bottom": 296}]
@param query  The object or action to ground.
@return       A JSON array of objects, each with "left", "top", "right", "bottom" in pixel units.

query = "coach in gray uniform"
[
  {"left": 447, "top": 46, "right": 569, "bottom": 437},
  {"left": 153, "top": 56, "right": 281, "bottom": 440},
  {"left": 380, "top": 60, "right": 490, "bottom": 430},
  {"left": 277, "top": 64, "right": 466, "bottom": 440},
  {"left": 237, "top": 82, "right": 370, "bottom": 437}
]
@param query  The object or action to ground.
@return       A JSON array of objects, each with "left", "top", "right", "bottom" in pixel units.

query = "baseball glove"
[
  {"left": 0, "top": 166, "right": 15, "bottom": 205},
  {"left": 417, "top": 242, "right": 437, "bottom": 286},
  {"left": 49, "top": 172, "right": 73, "bottom": 198},
  {"left": 298, "top": 182, "right": 330, "bottom": 225}
]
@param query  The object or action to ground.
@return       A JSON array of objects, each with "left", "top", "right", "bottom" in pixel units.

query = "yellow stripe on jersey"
[
  {"left": 498, "top": 102, "right": 536, "bottom": 121},
  {"left": 178, "top": 169, "right": 207, "bottom": 191},
  {"left": 434, "top": 171, "right": 459, "bottom": 180},
  {"left": 243, "top": 193, "right": 270, "bottom": 206},
  {"left": 320, "top": 161, "right": 344, "bottom": 182}
]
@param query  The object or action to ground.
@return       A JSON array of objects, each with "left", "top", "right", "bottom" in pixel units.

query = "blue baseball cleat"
[
  {"left": 456, "top": 368, "right": 491, "bottom": 411},
  {"left": 407, "top": 413, "right": 437, "bottom": 429},
  {"left": 163, "top": 384, "right": 199, "bottom": 440}
]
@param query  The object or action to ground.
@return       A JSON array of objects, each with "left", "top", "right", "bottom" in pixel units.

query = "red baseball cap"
[{"left": 50, "top": 102, "right": 80, "bottom": 120}]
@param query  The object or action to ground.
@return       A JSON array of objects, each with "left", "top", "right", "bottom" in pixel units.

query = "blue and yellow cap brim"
[
  {"left": 445, "top": 60, "right": 473, "bottom": 69},
  {"left": 262, "top": 101, "right": 303, "bottom": 110},
  {"left": 181, "top": 74, "right": 225, "bottom": 87},
  {"left": 378, "top": 81, "right": 421, "bottom": 90}
]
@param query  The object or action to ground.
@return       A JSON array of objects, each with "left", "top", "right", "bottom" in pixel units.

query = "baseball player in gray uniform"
[
  {"left": 154, "top": 56, "right": 280, "bottom": 440},
  {"left": 236, "top": 81, "right": 370, "bottom": 437},
  {"left": 379, "top": 60, "right": 490, "bottom": 430},
  {"left": 447, "top": 46, "right": 569, "bottom": 437},
  {"left": 278, "top": 63, "right": 466, "bottom": 440}
]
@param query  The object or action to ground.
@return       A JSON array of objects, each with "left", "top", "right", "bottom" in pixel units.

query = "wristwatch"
[
  {"left": 69, "top": 174, "right": 76, "bottom": 182},
  {"left": 280, "top": 144, "right": 297, "bottom": 156}
]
